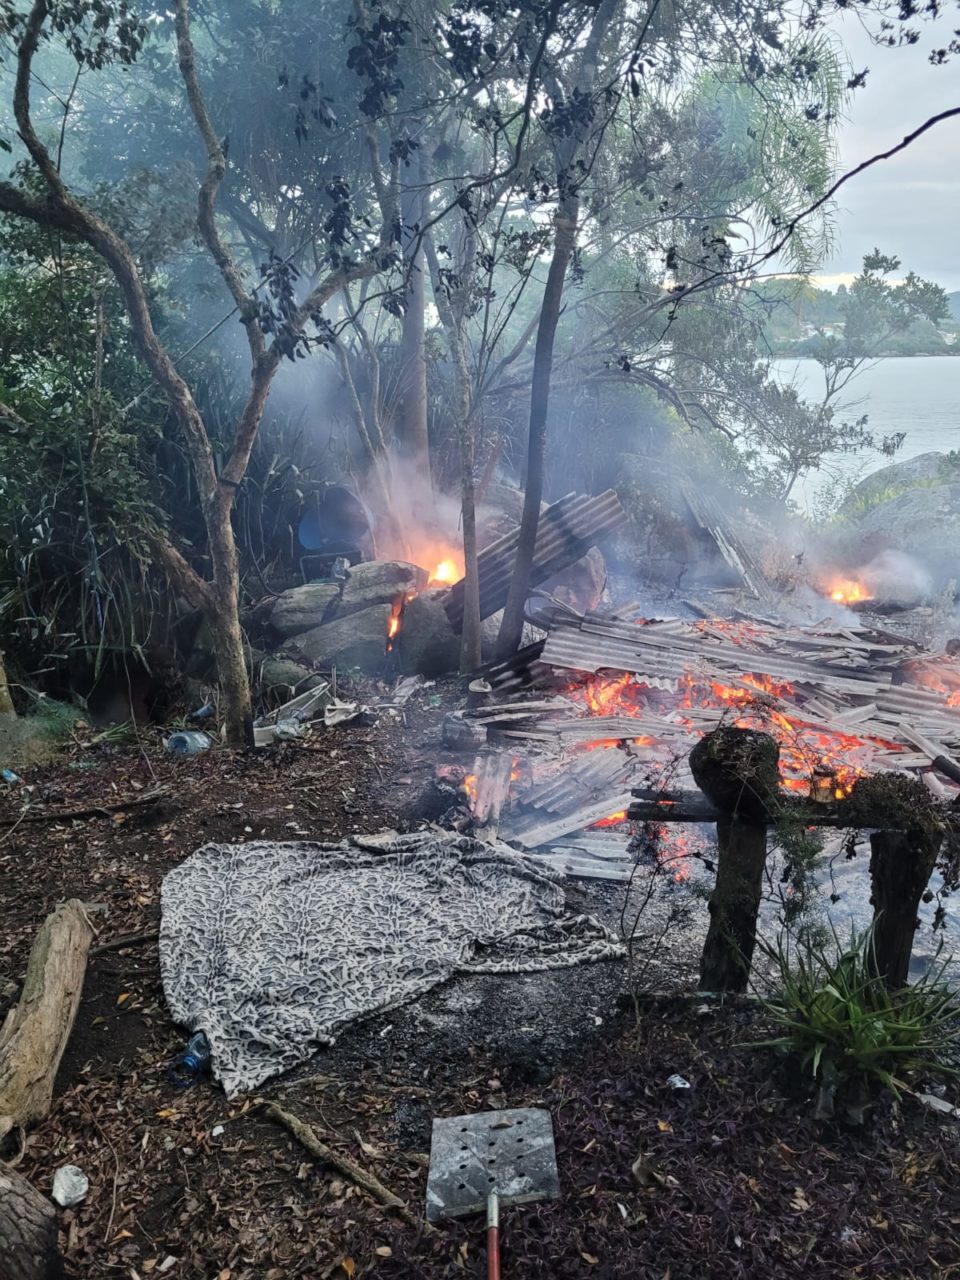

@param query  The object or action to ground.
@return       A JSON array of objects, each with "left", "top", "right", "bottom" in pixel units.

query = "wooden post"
[
  {"left": 0, "top": 1166, "right": 64, "bottom": 1280},
  {"left": 690, "top": 728, "right": 779, "bottom": 993},
  {"left": 699, "top": 814, "right": 769, "bottom": 992},
  {"left": 868, "top": 829, "right": 942, "bottom": 989}
]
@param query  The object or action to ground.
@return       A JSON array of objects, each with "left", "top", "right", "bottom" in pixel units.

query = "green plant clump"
[{"left": 754, "top": 924, "right": 959, "bottom": 1112}]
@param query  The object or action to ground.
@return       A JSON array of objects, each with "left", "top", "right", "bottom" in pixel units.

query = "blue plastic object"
[
  {"left": 1, "top": 768, "right": 20, "bottom": 784},
  {"left": 188, "top": 703, "right": 216, "bottom": 722},
  {"left": 168, "top": 1031, "right": 211, "bottom": 1087}
]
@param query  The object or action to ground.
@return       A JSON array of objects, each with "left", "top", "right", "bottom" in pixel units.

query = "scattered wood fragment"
[
  {"left": 89, "top": 929, "right": 160, "bottom": 958},
  {"left": 0, "top": 788, "right": 169, "bottom": 829},
  {"left": 0, "top": 1164, "right": 64, "bottom": 1280},
  {"left": 263, "top": 1101, "right": 425, "bottom": 1230},
  {"left": 0, "top": 900, "right": 94, "bottom": 1146}
]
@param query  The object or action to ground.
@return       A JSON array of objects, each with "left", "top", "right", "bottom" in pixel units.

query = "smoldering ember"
[{"left": 3, "top": 4, "right": 960, "bottom": 1280}]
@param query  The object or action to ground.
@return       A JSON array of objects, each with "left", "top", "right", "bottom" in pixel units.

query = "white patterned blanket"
[{"left": 160, "top": 831, "right": 624, "bottom": 1095}]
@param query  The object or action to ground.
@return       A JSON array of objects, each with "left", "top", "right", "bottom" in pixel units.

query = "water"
[{"left": 773, "top": 357, "right": 960, "bottom": 514}]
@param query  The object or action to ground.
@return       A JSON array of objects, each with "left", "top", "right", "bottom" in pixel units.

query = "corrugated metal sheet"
[{"left": 444, "top": 490, "right": 627, "bottom": 629}]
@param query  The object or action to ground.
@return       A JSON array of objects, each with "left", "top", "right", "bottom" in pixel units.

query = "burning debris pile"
[
  {"left": 441, "top": 607, "right": 960, "bottom": 882},
  {"left": 250, "top": 490, "right": 627, "bottom": 680}
]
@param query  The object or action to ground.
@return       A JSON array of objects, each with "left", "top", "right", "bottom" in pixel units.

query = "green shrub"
[{"left": 753, "top": 924, "right": 960, "bottom": 1110}]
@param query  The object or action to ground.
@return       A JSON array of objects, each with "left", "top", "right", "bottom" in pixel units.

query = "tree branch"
[{"left": 174, "top": 0, "right": 264, "bottom": 365}]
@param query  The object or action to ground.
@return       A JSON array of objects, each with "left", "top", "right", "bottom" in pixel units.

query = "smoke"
[
  {"left": 856, "top": 549, "right": 933, "bottom": 604},
  {"left": 368, "top": 455, "right": 466, "bottom": 573}
]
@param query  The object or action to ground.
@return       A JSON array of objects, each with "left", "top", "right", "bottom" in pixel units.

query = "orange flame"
[
  {"left": 591, "top": 809, "right": 628, "bottom": 828},
  {"left": 825, "top": 578, "right": 872, "bottom": 605},
  {"left": 430, "top": 558, "right": 459, "bottom": 585},
  {"left": 386, "top": 600, "right": 402, "bottom": 651},
  {"left": 567, "top": 665, "right": 902, "bottom": 800}
]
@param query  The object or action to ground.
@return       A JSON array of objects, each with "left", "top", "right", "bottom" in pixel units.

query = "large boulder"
[
  {"left": 398, "top": 590, "right": 460, "bottom": 676},
  {"left": 341, "top": 560, "right": 427, "bottom": 612},
  {"left": 269, "top": 583, "right": 341, "bottom": 638},
  {"left": 293, "top": 603, "right": 393, "bottom": 670},
  {"left": 267, "top": 562, "right": 428, "bottom": 640},
  {"left": 853, "top": 483, "right": 960, "bottom": 591},
  {"left": 256, "top": 655, "right": 326, "bottom": 694},
  {"left": 840, "top": 452, "right": 948, "bottom": 516}
]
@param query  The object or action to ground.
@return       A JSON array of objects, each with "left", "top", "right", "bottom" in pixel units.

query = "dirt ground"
[{"left": 2, "top": 687, "right": 960, "bottom": 1279}]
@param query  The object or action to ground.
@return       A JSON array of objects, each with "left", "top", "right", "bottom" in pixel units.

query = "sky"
[{"left": 813, "top": 9, "right": 960, "bottom": 292}]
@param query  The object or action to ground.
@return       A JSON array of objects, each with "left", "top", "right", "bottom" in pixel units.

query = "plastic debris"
[
  {"left": 164, "top": 731, "right": 212, "bottom": 757},
  {"left": 917, "top": 1092, "right": 960, "bottom": 1118},
  {"left": 324, "top": 699, "right": 375, "bottom": 727},
  {"left": 1, "top": 768, "right": 20, "bottom": 784},
  {"left": 666, "top": 1074, "right": 691, "bottom": 1090},
  {"left": 168, "top": 1031, "right": 212, "bottom": 1087},
  {"left": 188, "top": 702, "right": 216, "bottom": 722},
  {"left": 274, "top": 720, "right": 310, "bottom": 741},
  {"left": 52, "top": 1164, "right": 89, "bottom": 1207}
]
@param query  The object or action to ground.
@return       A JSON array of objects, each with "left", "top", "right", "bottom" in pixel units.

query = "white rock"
[{"left": 52, "top": 1164, "right": 89, "bottom": 1207}]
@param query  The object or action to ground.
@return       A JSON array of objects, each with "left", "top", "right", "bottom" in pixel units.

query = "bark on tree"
[
  {"left": 424, "top": 229, "right": 482, "bottom": 671},
  {"left": 496, "top": 199, "right": 579, "bottom": 656},
  {"left": 398, "top": 154, "right": 431, "bottom": 474},
  {"left": 495, "top": 0, "right": 618, "bottom": 656},
  {"left": 868, "top": 828, "right": 942, "bottom": 989},
  {"left": 0, "top": 1165, "right": 64, "bottom": 1280},
  {"left": 0, "top": 900, "right": 94, "bottom": 1145},
  {"left": 0, "top": 0, "right": 396, "bottom": 744}
]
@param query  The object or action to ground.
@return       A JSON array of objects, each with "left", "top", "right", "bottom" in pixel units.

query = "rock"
[
  {"left": 52, "top": 1165, "right": 88, "bottom": 1207},
  {"left": 397, "top": 590, "right": 460, "bottom": 676},
  {"left": 293, "top": 603, "right": 393, "bottom": 671},
  {"left": 854, "top": 483, "right": 960, "bottom": 590},
  {"left": 256, "top": 656, "right": 325, "bottom": 694},
  {"left": 480, "top": 610, "right": 504, "bottom": 661},
  {"left": 269, "top": 584, "right": 341, "bottom": 638},
  {"left": 541, "top": 546, "right": 607, "bottom": 613},
  {"left": 340, "top": 560, "right": 427, "bottom": 612},
  {"left": 840, "top": 452, "right": 949, "bottom": 515}
]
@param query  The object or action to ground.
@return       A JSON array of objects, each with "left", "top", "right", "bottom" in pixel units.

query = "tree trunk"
[
  {"left": 398, "top": 156, "right": 430, "bottom": 474},
  {"left": 398, "top": 246, "right": 429, "bottom": 465},
  {"left": 698, "top": 814, "right": 769, "bottom": 993},
  {"left": 423, "top": 227, "right": 480, "bottom": 671},
  {"left": 868, "top": 828, "right": 942, "bottom": 989},
  {"left": 496, "top": 196, "right": 578, "bottom": 657},
  {"left": 0, "top": 900, "right": 93, "bottom": 1146},
  {"left": 207, "top": 494, "right": 254, "bottom": 749},
  {"left": 452, "top": 331, "right": 481, "bottom": 673},
  {"left": 0, "top": 1166, "right": 64, "bottom": 1280}
]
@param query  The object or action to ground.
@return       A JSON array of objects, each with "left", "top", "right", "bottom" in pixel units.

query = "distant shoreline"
[{"left": 769, "top": 349, "right": 960, "bottom": 360}]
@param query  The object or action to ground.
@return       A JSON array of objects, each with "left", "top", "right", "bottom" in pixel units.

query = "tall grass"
[{"left": 753, "top": 924, "right": 960, "bottom": 1106}]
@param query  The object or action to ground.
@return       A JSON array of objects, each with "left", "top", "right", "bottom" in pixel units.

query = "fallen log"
[
  {"left": 0, "top": 900, "right": 95, "bottom": 1146},
  {"left": 0, "top": 1165, "right": 64, "bottom": 1280}
]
